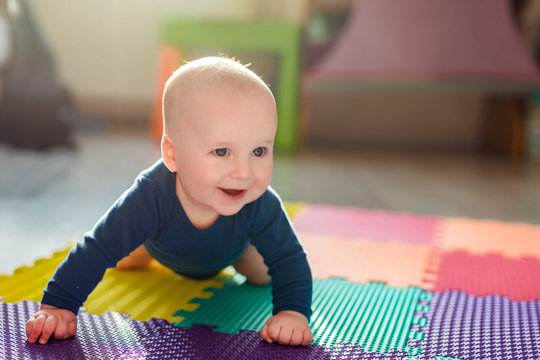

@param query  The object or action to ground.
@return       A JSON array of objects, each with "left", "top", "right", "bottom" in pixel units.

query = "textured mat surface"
[
  {"left": 1, "top": 203, "right": 540, "bottom": 359},
  {"left": 175, "top": 278, "right": 425, "bottom": 353},
  {"left": 434, "top": 251, "right": 540, "bottom": 301},
  {"left": 0, "top": 248, "right": 71, "bottom": 303},
  {"left": 408, "top": 291, "right": 540, "bottom": 360},
  {"left": 293, "top": 205, "right": 439, "bottom": 245},
  {"left": 1, "top": 300, "right": 415, "bottom": 360},
  {"left": 438, "top": 218, "right": 540, "bottom": 259},
  {"left": 0, "top": 247, "right": 234, "bottom": 322},
  {"left": 301, "top": 233, "right": 437, "bottom": 288}
]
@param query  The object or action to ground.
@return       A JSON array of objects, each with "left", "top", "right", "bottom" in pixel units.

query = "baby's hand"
[
  {"left": 26, "top": 304, "right": 77, "bottom": 344},
  {"left": 260, "top": 310, "right": 313, "bottom": 346}
]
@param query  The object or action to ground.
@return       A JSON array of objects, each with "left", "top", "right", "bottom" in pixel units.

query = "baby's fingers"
[
  {"left": 260, "top": 323, "right": 270, "bottom": 343},
  {"left": 301, "top": 329, "right": 313, "bottom": 346},
  {"left": 260, "top": 322, "right": 281, "bottom": 344},
  {"left": 26, "top": 314, "right": 46, "bottom": 344},
  {"left": 26, "top": 316, "right": 35, "bottom": 340},
  {"left": 278, "top": 326, "right": 292, "bottom": 345},
  {"left": 260, "top": 323, "right": 272, "bottom": 343},
  {"left": 53, "top": 318, "right": 69, "bottom": 340},
  {"left": 67, "top": 318, "right": 77, "bottom": 338},
  {"left": 288, "top": 328, "right": 304, "bottom": 346},
  {"left": 38, "top": 314, "right": 58, "bottom": 344}
]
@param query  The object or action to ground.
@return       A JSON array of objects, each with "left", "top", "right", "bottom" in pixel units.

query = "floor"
[{"left": 1, "top": 131, "right": 539, "bottom": 275}]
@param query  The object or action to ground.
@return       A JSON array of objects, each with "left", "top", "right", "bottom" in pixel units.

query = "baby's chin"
[
  {"left": 215, "top": 204, "right": 247, "bottom": 217},
  {"left": 214, "top": 192, "right": 263, "bottom": 216}
]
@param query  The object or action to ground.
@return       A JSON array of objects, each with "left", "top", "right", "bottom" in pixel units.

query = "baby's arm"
[
  {"left": 26, "top": 304, "right": 77, "bottom": 344},
  {"left": 260, "top": 310, "right": 313, "bottom": 346},
  {"left": 26, "top": 167, "right": 165, "bottom": 344},
  {"left": 248, "top": 189, "right": 314, "bottom": 346}
]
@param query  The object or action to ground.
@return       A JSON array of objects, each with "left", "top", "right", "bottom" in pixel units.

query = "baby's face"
[{"left": 171, "top": 84, "right": 277, "bottom": 217}]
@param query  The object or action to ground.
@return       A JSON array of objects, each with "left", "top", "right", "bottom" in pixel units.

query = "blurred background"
[{"left": 1, "top": 0, "right": 540, "bottom": 273}]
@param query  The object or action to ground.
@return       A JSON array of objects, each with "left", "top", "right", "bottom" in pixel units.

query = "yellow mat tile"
[
  {"left": 283, "top": 201, "right": 307, "bottom": 221},
  {"left": 0, "top": 245, "right": 234, "bottom": 322},
  {"left": 0, "top": 247, "right": 71, "bottom": 303}
]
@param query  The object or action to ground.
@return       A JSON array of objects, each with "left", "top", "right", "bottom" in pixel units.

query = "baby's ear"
[{"left": 161, "top": 135, "right": 177, "bottom": 172}]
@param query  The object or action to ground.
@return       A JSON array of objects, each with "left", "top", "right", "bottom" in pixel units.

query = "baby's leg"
[
  {"left": 233, "top": 244, "right": 271, "bottom": 285},
  {"left": 116, "top": 245, "right": 153, "bottom": 269}
]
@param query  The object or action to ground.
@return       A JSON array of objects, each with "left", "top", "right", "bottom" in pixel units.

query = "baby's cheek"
[
  {"left": 260, "top": 171, "right": 273, "bottom": 190},
  {"left": 251, "top": 182, "right": 269, "bottom": 201}
]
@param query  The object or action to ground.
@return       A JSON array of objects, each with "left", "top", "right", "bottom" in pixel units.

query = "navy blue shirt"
[{"left": 42, "top": 160, "right": 313, "bottom": 320}]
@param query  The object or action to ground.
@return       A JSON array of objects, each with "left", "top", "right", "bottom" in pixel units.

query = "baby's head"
[{"left": 161, "top": 57, "right": 277, "bottom": 218}]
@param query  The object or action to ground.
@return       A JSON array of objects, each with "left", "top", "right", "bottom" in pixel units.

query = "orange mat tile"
[
  {"left": 300, "top": 231, "right": 438, "bottom": 289},
  {"left": 437, "top": 218, "right": 540, "bottom": 260}
]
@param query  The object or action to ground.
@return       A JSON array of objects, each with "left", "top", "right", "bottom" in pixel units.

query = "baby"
[{"left": 25, "top": 57, "right": 313, "bottom": 346}]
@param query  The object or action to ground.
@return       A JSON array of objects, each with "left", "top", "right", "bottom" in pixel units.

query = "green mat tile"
[{"left": 174, "top": 278, "right": 424, "bottom": 353}]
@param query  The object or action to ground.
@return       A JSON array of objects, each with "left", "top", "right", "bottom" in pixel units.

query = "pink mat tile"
[{"left": 293, "top": 205, "right": 439, "bottom": 245}]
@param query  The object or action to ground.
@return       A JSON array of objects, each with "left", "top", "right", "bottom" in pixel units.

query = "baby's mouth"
[{"left": 219, "top": 188, "right": 246, "bottom": 197}]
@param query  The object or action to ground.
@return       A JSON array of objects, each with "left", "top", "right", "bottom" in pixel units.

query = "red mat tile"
[{"left": 433, "top": 250, "right": 540, "bottom": 301}]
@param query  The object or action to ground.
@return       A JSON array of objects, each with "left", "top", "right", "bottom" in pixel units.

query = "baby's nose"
[{"left": 230, "top": 156, "right": 252, "bottom": 180}]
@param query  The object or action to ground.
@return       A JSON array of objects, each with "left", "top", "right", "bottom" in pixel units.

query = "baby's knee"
[
  {"left": 116, "top": 245, "right": 152, "bottom": 269},
  {"left": 245, "top": 273, "right": 271, "bottom": 286}
]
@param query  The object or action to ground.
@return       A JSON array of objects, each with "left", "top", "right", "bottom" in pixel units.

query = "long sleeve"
[
  {"left": 248, "top": 188, "right": 313, "bottom": 320},
  {"left": 41, "top": 163, "right": 170, "bottom": 314}
]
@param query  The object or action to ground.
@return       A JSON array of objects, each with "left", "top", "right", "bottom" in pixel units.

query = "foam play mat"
[{"left": 1, "top": 203, "right": 539, "bottom": 359}]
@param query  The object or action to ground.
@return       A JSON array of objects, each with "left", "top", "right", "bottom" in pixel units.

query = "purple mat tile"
[
  {"left": 1, "top": 300, "right": 411, "bottom": 360},
  {"left": 408, "top": 291, "right": 540, "bottom": 360},
  {"left": 141, "top": 321, "right": 411, "bottom": 360},
  {"left": 1, "top": 300, "right": 148, "bottom": 360}
]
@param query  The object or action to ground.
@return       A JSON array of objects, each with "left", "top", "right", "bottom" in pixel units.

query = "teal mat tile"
[{"left": 174, "top": 278, "right": 424, "bottom": 354}]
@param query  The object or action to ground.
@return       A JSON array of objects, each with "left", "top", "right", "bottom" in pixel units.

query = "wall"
[{"left": 25, "top": 0, "right": 305, "bottom": 124}]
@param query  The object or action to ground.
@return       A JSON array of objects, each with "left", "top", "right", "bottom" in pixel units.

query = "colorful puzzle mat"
[{"left": 1, "top": 203, "right": 540, "bottom": 359}]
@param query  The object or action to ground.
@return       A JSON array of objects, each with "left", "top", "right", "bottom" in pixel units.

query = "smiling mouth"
[{"left": 219, "top": 188, "right": 246, "bottom": 197}]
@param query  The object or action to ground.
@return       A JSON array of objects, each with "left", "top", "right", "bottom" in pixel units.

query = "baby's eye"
[
  {"left": 213, "top": 148, "right": 230, "bottom": 157},
  {"left": 252, "top": 147, "right": 266, "bottom": 157}
]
